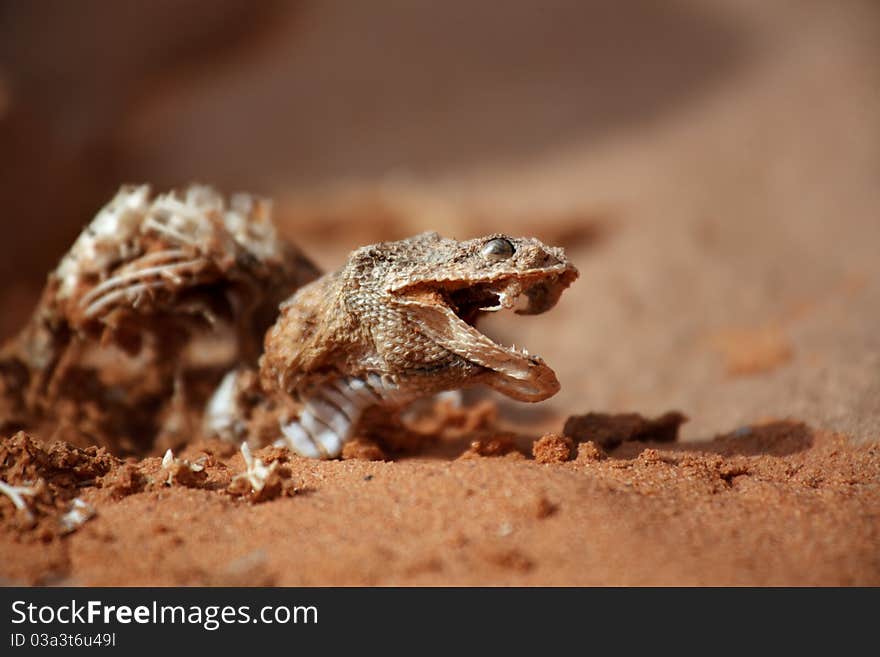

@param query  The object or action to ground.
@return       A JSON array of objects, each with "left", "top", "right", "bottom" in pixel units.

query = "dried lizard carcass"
[
  {"left": 1, "top": 185, "right": 319, "bottom": 447},
  {"left": 0, "top": 185, "right": 578, "bottom": 461},
  {"left": 241, "top": 232, "right": 578, "bottom": 459}
]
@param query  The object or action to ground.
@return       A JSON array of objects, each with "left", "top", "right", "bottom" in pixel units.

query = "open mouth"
[
  {"left": 447, "top": 275, "right": 567, "bottom": 324},
  {"left": 397, "top": 268, "right": 577, "bottom": 402},
  {"left": 444, "top": 274, "right": 563, "bottom": 360},
  {"left": 448, "top": 282, "right": 511, "bottom": 326}
]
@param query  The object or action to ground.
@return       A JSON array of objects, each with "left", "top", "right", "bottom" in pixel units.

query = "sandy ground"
[
  {"left": 2, "top": 417, "right": 879, "bottom": 586},
  {"left": 0, "top": 1, "right": 878, "bottom": 585}
]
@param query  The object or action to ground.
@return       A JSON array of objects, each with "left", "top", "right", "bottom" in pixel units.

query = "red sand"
[
  {"left": 2, "top": 415, "right": 878, "bottom": 586},
  {"left": 1, "top": 1, "right": 879, "bottom": 587}
]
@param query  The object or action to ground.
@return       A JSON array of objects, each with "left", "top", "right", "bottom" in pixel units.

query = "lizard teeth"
[
  {"left": 479, "top": 290, "right": 522, "bottom": 312},
  {"left": 506, "top": 343, "right": 531, "bottom": 357}
]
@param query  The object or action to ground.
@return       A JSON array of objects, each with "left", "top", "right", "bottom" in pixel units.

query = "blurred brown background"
[{"left": 1, "top": 0, "right": 878, "bottom": 441}]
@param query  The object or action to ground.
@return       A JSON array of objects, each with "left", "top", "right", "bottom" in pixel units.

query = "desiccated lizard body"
[
  {"left": 0, "top": 185, "right": 318, "bottom": 443},
  {"left": 222, "top": 231, "right": 578, "bottom": 458},
  {"left": 1, "top": 185, "right": 578, "bottom": 459}
]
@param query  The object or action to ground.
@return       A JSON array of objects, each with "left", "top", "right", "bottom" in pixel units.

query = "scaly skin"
[
  {"left": 254, "top": 231, "right": 578, "bottom": 458},
  {"left": 0, "top": 185, "right": 578, "bottom": 459}
]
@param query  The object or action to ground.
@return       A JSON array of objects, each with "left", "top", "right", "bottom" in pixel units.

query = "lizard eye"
[{"left": 481, "top": 238, "right": 515, "bottom": 262}]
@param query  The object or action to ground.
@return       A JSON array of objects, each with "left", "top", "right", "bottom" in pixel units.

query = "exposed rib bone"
[
  {"left": 316, "top": 385, "right": 358, "bottom": 422},
  {"left": 80, "top": 258, "right": 203, "bottom": 307},
  {"left": 306, "top": 395, "right": 352, "bottom": 438},
  {"left": 204, "top": 369, "right": 244, "bottom": 441},
  {"left": 142, "top": 216, "right": 199, "bottom": 247},
  {"left": 0, "top": 479, "right": 36, "bottom": 514},
  {"left": 127, "top": 248, "right": 189, "bottom": 265},
  {"left": 83, "top": 280, "right": 170, "bottom": 318},
  {"left": 276, "top": 376, "right": 405, "bottom": 459},
  {"left": 279, "top": 420, "right": 322, "bottom": 459},
  {"left": 298, "top": 409, "right": 343, "bottom": 458}
]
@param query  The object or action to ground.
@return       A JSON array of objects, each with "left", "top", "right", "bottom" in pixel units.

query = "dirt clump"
[
  {"left": 160, "top": 450, "right": 210, "bottom": 488},
  {"left": 532, "top": 433, "right": 575, "bottom": 463},
  {"left": 459, "top": 434, "right": 526, "bottom": 459},
  {"left": 575, "top": 441, "right": 607, "bottom": 462},
  {"left": 225, "top": 446, "right": 299, "bottom": 503},
  {"left": 563, "top": 411, "right": 687, "bottom": 449},
  {"left": 0, "top": 432, "right": 114, "bottom": 538},
  {"left": 99, "top": 463, "right": 146, "bottom": 499},
  {"left": 342, "top": 437, "right": 387, "bottom": 461}
]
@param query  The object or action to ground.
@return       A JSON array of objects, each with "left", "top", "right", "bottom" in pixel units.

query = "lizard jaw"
[
  {"left": 396, "top": 276, "right": 568, "bottom": 402},
  {"left": 451, "top": 282, "right": 562, "bottom": 402}
]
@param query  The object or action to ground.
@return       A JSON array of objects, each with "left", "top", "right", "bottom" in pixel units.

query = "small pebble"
[{"left": 532, "top": 433, "right": 574, "bottom": 463}]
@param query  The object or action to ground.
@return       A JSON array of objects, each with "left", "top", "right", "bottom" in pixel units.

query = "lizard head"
[{"left": 379, "top": 232, "right": 579, "bottom": 402}]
